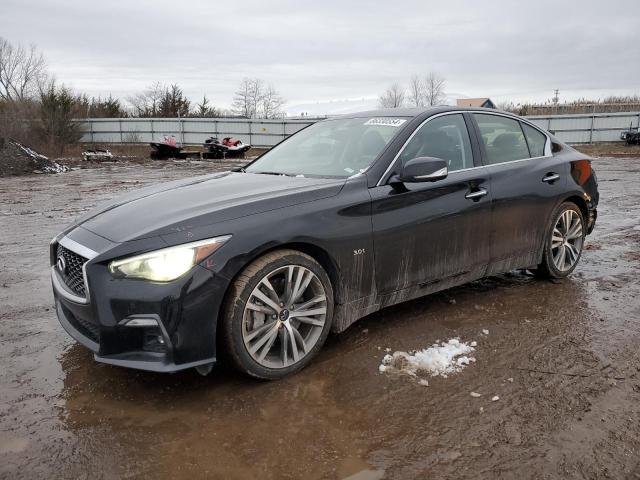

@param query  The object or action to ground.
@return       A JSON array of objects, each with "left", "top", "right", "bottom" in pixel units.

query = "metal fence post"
[
  {"left": 90, "top": 120, "right": 94, "bottom": 144},
  {"left": 589, "top": 114, "right": 595, "bottom": 144},
  {"left": 248, "top": 120, "right": 252, "bottom": 146},
  {"left": 150, "top": 119, "right": 154, "bottom": 142},
  {"left": 119, "top": 119, "right": 123, "bottom": 143}
]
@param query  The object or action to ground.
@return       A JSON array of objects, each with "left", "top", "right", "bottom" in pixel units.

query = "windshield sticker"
[{"left": 364, "top": 118, "right": 407, "bottom": 127}]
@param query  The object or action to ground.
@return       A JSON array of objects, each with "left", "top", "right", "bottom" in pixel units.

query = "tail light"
[{"left": 571, "top": 159, "right": 592, "bottom": 186}]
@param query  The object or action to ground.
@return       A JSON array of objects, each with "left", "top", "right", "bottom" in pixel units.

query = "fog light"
[
  {"left": 142, "top": 330, "right": 167, "bottom": 353},
  {"left": 123, "top": 317, "right": 159, "bottom": 327}
]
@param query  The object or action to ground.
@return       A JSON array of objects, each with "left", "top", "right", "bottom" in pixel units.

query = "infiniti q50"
[{"left": 51, "top": 107, "right": 598, "bottom": 379}]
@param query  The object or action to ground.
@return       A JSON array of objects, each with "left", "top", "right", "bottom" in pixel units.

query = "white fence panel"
[
  {"left": 76, "top": 112, "right": 640, "bottom": 146},
  {"left": 527, "top": 112, "right": 640, "bottom": 144}
]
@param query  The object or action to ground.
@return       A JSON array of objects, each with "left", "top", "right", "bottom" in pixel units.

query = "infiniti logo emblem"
[{"left": 56, "top": 255, "right": 67, "bottom": 274}]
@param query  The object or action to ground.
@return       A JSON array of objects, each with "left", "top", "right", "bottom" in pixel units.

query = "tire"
[
  {"left": 222, "top": 249, "right": 334, "bottom": 380},
  {"left": 533, "top": 202, "right": 585, "bottom": 279}
]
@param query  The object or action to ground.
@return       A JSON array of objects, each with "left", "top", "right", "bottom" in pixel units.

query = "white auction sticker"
[{"left": 364, "top": 118, "right": 407, "bottom": 127}]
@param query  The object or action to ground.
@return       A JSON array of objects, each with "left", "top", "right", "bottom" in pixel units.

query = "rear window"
[
  {"left": 473, "top": 114, "right": 530, "bottom": 165},
  {"left": 522, "top": 123, "right": 547, "bottom": 157}
]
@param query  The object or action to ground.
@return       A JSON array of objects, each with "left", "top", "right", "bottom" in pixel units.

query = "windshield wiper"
[{"left": 252, "top": 171, "right": 298, "bottom": 177}]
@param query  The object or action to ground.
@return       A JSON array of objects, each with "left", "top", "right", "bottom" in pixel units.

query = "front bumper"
[
  {"left": 586, "top": 207, "right": 597, "bottom": 234},
  {"left": 51, "top": 234, "right": 231, "bottom": 373}
]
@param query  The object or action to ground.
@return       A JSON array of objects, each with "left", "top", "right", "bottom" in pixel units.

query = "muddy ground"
[{"left": 1, "top": 157, "right": 639, "bottom": 480}]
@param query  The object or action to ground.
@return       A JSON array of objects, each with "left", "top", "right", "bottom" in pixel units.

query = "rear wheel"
[
  {"left": 534, "top": 202, "right": 585, "bottom": 279},
  {"left": 222, "top": 250, "right": 334, "bottom": 379}
]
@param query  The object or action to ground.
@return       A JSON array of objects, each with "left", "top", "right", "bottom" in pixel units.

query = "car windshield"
[{"left": 245, "top": 117, "right": 408, "bottom": 178}]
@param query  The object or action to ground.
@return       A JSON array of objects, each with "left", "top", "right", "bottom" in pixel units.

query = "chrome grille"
[{"left": 56, "top": 244, "right": 88, "bottom": 297}]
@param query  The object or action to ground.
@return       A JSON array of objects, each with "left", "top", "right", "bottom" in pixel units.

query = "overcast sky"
[{"left": 2, "top": 0, "right": 639, "bottom": 112}]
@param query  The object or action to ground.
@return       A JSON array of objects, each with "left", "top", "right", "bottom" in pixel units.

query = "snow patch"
[{"left": 379, "top": 338, "right": 476, "bottom": 381}]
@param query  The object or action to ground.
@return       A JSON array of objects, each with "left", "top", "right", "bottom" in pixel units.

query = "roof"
[
  {"left": 456, "top": 98, "right": 495, "bottom": 108},
  {"left": 331, "top": 105, "right": 509, "bottom": 119},
  {"left": 334, "top": 106, "right": 447, "bottom": 118}
]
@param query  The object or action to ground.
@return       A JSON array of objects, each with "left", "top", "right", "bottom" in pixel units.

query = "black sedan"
[{"left": 51, "top": 107, "right": 598, "bottom": 379}]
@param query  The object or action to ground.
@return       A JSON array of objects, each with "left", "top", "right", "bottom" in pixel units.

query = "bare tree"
[
  {"left": 408, "top": 75, "right": 424, "bottom": 107},
  {"left": 232, "top": 78, "right": 285, "bottom": 118},
  {"left": 0, "top": 37, "right": 46, "bottom": 102},
  {"left": 127, "top": 82, "right": 165, "bottom": 117},
  {"left": 378, "top": 83, "right": 405, "bottom": 108},
  {"left": 423, "top": 72, "right": 446, "bottom": 106},
  {"left": 261, "top": 84, "right": 285, "bottom": 119},
  {"left": 232, "top": 78, "right": 263, "bottom": 118}
]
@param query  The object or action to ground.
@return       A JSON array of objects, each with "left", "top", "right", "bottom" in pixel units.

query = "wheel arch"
[
  {"left": 562, "top": 194, "right": 588, "bottom": 221},
  {"left": 535, "top": 194, "right": 589, "bottom": 267},
  {"left": 216, "top": 241, "right": 344, "bottom": 342}
]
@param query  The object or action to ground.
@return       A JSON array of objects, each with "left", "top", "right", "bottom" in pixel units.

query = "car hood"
[{"left": 76, "top": 172, "right": 345, "bottom": 243}]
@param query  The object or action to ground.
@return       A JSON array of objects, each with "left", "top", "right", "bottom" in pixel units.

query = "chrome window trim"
[
  {"left": 375, "top": 110, "right": 552, "bottom": 187},
  {"left": 473, "top": 111, "right": 553, "bottom": 160},
  {"left": 444, "top": 153, "right": 551, "bottom": 175}
]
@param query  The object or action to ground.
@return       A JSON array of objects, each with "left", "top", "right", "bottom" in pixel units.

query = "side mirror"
[{"left": 390, "top": 157, "right": 448, "bottom": 184}]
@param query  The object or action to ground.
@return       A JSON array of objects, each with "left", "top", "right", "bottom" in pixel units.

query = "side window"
[
  {"left": 522, "top": 123, "right": 547, "bottom": 157},
  {"left": 473, "top": 114, "right": 530, "bottom": 164},
  {"left": 398, "top": 114, "right": 473, "bottom": 172}
]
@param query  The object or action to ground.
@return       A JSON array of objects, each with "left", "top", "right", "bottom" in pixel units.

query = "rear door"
[
  {"left": 470, "top": 113, "right": 567, "bottom": 273},
  {"left": 370, "top": 113, "right": 493, "bottom": 294}
]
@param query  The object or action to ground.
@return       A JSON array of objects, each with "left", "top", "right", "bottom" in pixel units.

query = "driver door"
[{"left": 369, "top": 113, "right": 493, "bottom": 295}]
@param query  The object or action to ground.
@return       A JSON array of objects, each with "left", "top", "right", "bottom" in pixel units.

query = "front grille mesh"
[
  {"left": 64, "top": 306, "right": 100, "bottom": 343},
  {"left": 56, "top": 244, "right": 88, "bottom": 297}
]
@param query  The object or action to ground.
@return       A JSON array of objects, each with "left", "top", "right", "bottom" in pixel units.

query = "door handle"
[
  {"left": 542, "top": 173, "right": 560, "bottom": 183},
  {"left": 465, "top": 188, "right": 488, "bottom": 201}
]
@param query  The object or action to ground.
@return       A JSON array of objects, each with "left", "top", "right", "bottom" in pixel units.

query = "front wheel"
[
  {"left": 533, "top": 202, "right": 585, "bottom": 279},
  {"left": 222, "top": 250, "right": 334, "bottom": 380}
]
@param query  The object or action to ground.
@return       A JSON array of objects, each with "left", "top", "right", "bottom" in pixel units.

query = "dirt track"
[{"left": 1, "top": 157, "right": 639, "bottom": 480}]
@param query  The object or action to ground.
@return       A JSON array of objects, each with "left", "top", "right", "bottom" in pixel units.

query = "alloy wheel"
[
  {"left": 242, "top": 265, "right": 328, "bottom": 368},
  {"left": 551, "top": 209, "right": 583, "bottom": 271}
]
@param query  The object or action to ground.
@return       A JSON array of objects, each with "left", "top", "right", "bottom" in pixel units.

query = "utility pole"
[{"left": 552, "top": 89, "right": 559, "bottom": 114}]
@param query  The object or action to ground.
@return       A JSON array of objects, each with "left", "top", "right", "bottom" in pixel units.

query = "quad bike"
[{"left": 204, "top": 137, "right": 251, "bottom": 159}]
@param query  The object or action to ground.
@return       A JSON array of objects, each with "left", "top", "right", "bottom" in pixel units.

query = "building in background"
[{"left": 456, "top": 98, "right": 496, "bottom": 109}]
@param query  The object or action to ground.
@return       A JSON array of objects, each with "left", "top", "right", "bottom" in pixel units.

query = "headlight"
[{"left": 109, "top": 235, "right": 231, "bottom": 282}]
